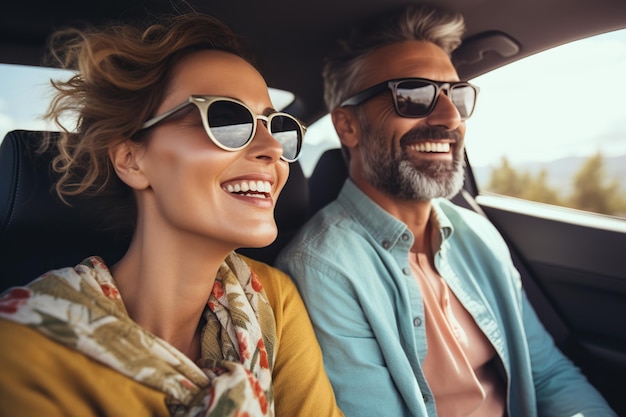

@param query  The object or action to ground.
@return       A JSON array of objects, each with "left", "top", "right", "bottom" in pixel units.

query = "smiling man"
[{"left": 276, "top": 5, "right": 616, "bottom": 417}]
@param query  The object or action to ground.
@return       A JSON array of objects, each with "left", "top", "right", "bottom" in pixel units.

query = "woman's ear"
[
  {"left": 109, "top": 140, "right": 150, "bottom": 190},
  {"left": 331, "top": 107, "right": 361, "bottom": 149}
]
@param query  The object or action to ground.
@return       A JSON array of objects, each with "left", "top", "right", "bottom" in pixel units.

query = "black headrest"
[
  {"left": 0, "top": 130, "right": 310, "bottom": 291},
  {"left": 0, "top": 130, "right": 130, "bottom": 290},
  {"left": 308, "top": 148, "right": 348, "bottom": 215}
]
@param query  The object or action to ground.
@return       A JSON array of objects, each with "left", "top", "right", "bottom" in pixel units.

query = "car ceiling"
[{"left": 2, "top": 0, "right": 626, "bottom": 123}]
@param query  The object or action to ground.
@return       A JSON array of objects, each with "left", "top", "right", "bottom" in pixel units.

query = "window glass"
[
  {"left": 465, "top": 28, "right": 626, "bottom": 218},
  {"left": 0, "top": 64, "right": 68, "bottom": 140},
  {"left": 299, "top": 113, "right": 340, "bottom": 176},
  {"left": 0, "top": 63, "right": 294, "bottom": 144}
]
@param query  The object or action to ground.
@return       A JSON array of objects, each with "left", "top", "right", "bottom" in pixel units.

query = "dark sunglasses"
[
  {"left": 140, "top": 95, "right": 305, "bottom": 162},
  {"left": 340, "top": 78, "right": 479, "bottom": 120}
]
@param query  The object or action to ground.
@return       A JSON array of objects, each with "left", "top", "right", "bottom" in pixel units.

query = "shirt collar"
[
  {"left": 338, "top": 179, "right": 455, "bottom": 251},
  {"left": 430, "top": 199, "right": 454, "bottom": 241}
]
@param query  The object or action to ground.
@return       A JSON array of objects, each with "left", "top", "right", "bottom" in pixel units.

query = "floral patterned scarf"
[{"left": 0, "top": 253, "right": 277, "bottom": 416}]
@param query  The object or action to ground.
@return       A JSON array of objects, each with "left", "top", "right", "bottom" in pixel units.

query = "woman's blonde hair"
[{"left": 43, "top": 13, "right": 250, "bottom": 232}]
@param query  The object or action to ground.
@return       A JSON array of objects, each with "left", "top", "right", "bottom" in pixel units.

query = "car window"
[
  {"left": 299, "top": 113, "right": 340, "bottom": 176},
  {"left": 465, "top": 28, "right": 626, "bottom": 219},
  {"left": 0, "top": 64, "right": 294, "bottom": 143},
  {"left": 0, "top": 64, "right": 67, "bottom": 139}
]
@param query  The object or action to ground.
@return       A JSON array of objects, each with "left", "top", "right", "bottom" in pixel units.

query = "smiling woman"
[{"left": 0, "top": 12, "right": 341, "bottom": 417}]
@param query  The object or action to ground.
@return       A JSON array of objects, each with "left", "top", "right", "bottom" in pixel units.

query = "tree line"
[{"left": 484, "top": 152, "right": 626, "bottom": 217}]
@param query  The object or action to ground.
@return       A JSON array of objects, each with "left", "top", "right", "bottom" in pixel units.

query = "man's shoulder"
[
  {"left": 434, "top": 198, "right": 495, "bottom": 229},
  {"left": 292, "top": 200, "right": 355, "bottom": 240},
  {"left": 277, "top": 201, "right": 373, "bottom": 266}
]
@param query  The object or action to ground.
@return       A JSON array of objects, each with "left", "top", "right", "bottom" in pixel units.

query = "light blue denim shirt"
[{"left": 276, "top": 179, "right": 615, "bottom": 417}]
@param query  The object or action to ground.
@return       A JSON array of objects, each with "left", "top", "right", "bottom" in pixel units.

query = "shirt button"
[
  {"left": 402, "top": 267, "right": 410, "bottom": 275},
  {"left": 413, "top": 317, "right": 422, "bottom": 327},
  {"left": 401, "top": 233, "right": 410, "bottom": 241},
  {"left": 382, "top": 240, "right": 391, "bottom": 249},
  {"left": 423, "top": 394, "right": 430, "bottom": 403}
]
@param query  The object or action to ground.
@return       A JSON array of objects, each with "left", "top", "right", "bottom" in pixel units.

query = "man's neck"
[{"left": 353, "top": 177, "right": 433, "bottom": 252}]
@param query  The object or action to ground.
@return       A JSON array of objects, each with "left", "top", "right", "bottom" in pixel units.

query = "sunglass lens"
[
  {"left": 396, "top": 81, "right": 437, "bottom": 117},
  {"left": 207, "top": 100, "right": 254, "bottom": 149},
  {"left": 269, "top": 114, "right": 302, "bottom": 161},
  {"left": 451, "top": 85, "right": 477, "bottom": 119}
]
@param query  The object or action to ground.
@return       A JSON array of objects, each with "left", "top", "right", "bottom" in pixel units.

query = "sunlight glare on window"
[{"left": 465, "top": 29, "right": 626, "bottom": 218}]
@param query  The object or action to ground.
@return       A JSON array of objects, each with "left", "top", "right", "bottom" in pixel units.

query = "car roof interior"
[{"left": 2, "top": 0, "right": 626, "bottom": 124}]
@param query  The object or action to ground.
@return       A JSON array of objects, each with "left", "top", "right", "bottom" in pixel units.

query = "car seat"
[
  {"left": 0, "top": 130, "right": 309, "bottom": 291},
  {"left": 308, "top": 148, "right": 349, "bottom": 215}
]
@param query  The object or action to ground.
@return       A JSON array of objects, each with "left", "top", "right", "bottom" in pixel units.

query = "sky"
[
  {"left": 2, "top": 28, "right": 626, "bottom": 174},
  {"left": 464, "top": 28, "right": 626, "bottom": 167},
  {"left": 0, "top": 66, "right": 67, "bottom": 135}
]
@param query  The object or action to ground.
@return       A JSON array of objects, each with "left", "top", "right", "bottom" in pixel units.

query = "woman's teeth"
[{"left": 225, "top": 180, "right": 271, "bottom": 194}]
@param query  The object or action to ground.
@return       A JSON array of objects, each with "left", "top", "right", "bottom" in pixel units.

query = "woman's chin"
[{"left": 239, "top": 228, "right": 279, "bottom": 249}]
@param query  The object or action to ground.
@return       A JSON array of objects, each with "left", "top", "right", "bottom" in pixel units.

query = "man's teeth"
[
  {"left": 225, "top": 180, "right": 271, "bottom": 194},
  {"left": 409, "top": 142, "right": 451, "bottom": 153}
]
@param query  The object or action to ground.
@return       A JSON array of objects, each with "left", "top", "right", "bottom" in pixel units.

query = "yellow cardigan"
[{"left": 0, "top": 257, "right": 343, "bottom": 417}]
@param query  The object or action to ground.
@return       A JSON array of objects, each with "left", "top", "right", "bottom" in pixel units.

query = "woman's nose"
[{"left": 247, "top": 119, "right": 284, "bottom": 162}]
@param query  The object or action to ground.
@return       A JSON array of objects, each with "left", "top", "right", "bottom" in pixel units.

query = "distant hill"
[{"left": 472, "top": 154, "right": 626, "bottom": 195}]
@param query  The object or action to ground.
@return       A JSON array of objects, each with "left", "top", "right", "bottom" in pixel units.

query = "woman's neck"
[{"left": 110, "top": 229, "right": 231, "bottom": 361}]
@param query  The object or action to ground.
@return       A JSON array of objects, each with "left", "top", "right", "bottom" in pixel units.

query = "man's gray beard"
[
  {"left": 359, "top": 120, "right": 465, "bottom": 201},
  {"left": 396, "top": 159, "right": 465, "bottom": 201}
]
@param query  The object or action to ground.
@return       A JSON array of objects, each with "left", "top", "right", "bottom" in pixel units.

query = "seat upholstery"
[
  {"left": 308, "top": 148, "right": 349, "bottom": 215},
  {"left": 0, "top": 130, "right": 309, "bottom": 291},
  {"left": 0, "top": 130, "right": 131, "bottom": 290}
]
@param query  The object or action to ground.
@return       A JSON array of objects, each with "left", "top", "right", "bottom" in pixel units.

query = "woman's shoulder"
[
  {"left": 238, "top": 255, "right": 295, "bottom": 294},
  {"left": 237, "top": 254, "right": 304, "bottom": 317},
  {"left": 0, "top": 319, "right": 79, "bottom": 370},
  {"left": 0, "top": 319, "right": 169, "bottom": 416}
]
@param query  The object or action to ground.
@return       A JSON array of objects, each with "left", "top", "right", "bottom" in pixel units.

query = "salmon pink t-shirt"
[{"left": 410, "top": 251, "right": 506, "bottom": 417}]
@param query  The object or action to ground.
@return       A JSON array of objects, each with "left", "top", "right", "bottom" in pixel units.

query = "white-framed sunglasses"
[{"left": 140, "top": 95, "right": 305, "bottom": 162}]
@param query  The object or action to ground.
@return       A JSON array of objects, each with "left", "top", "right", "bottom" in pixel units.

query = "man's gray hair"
[{"left": 323, "top": 5, "right": 465, "bottom": 111}]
